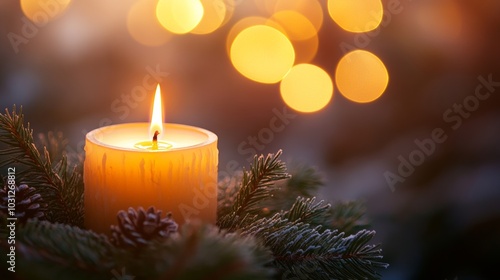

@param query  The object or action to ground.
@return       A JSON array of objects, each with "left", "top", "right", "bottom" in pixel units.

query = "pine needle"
[
  {"left": 0, "top": 106, "right": 83, "bottom": 226},
  {"left": 243, "top": 214, "right": 388, "bottom": 280},
  {"left": 231, "top": 150, "right": 290, "bottom": 217}
]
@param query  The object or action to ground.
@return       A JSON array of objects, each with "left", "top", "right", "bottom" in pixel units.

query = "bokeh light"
[
  {"left": 268, "top": 10, "right": 319, "bottom": 63},
  {"left": 156, "top": 0, "right": 204, "bottom": 34},
  {"left": 20, "top": 0, "right": 72, "bottom": 24},
  {"left": 269, "top": 11, "right": 317, "bottom": 41},
  {"left": 280, "top": 64, "right": 333, "bottom": 113},
  {"left": 127, "top": 0, "right": 172, "bottom": 46},
  {"left": 335, "top": 50, "right": 389, "bottom": 103},
  {"left": 191, "top": 0, "right": 226, "bottom": 34},
  {"left": 327, "top": 0, "right": 383, "bottom": 33},
  {"left": 274, "top": 0, "right": 323, "bottom": 32},
  {"left": 230, "top": 25, "right": 295, "bottom": 84},
  {"left": 226, "top": 17, "right": 285, "bottom": 56}
]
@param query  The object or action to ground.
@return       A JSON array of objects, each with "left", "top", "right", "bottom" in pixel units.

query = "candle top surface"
[{"left": 86, "top": 123, "right": 217, "bottom": 152}]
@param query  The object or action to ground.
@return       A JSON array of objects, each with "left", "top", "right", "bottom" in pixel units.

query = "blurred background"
[{"left": 1, "top": 0, "right": 500, "bottom": 279}]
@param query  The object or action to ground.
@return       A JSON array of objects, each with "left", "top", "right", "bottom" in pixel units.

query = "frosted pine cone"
[
  {"left": 110, "top": 206, "right": 178, "bottom": 248},
  {"left": 0, "top": 184, "right": 46, "bottom": 223}
]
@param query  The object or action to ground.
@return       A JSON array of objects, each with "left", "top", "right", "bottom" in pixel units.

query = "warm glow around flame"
[{"left": 150, "top": 84, "right": 163, "bottom": 137}]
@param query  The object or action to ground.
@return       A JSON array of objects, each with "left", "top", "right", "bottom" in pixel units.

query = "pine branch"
[
  {"left": 263, "top": 162, "right": 368, "bottom": 234},
  {"left": 281, "top": 197, "right": 331, "bottom": 226},
  {"left": 37, "top": 131, "right": 84, "bottom": 169},
  {"left": 254, "top": 162, "right": 324, "bottom": 219},
  {"left": 220, "top": 151, "right": 289, "bottom": 228},
  {"left": 36, "top": 131, "right": 68, "bottom": 165},
  {"left": 217, "top": 151, "right": 387, "bottom": 278},
  {"left": 53, "top": 156, "right": 84, "bottom": 226},
  {"left": 217, "top": 212, "right": 258, "bottom": 232},
  {"left": 329, "top": 200, "right": 369, "bottom": 235},
  {"left": 242, "top": 214, "right": 388, "bottom": 280},
  {"left": 120, "top": 221, "right": 276, "bottom": 280},
  {"left": 0, "top": 106, "right": 83, "bottom": 226},
  {"left": 7, "top": 219, "right": 116, "bottom": 279},
  {"left": 4, "top": 218, "right": 276, "bottom": 280},
  {"left": 233, "top": 150, "right": 290, "bottom": 216}
]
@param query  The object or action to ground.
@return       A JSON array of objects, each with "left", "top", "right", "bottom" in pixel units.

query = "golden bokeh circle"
[
  {"left": 280, "top": 64, "right": 333, "bottom": 113},
  {"left": 230, "top": 25, "right": 295, "bottom": 84},
  {"left": 335, "top": 50, "right": 389, "bottom": 103},
  {"left": 156, "top": 0, "right": 204, "bottom": 34},
  {"left": 327, "top": 0, "right": 383, "bottom": 33}
]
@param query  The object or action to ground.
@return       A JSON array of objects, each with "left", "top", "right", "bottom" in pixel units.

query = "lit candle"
[{"left": 84, "top": 85, "right": 218, "bottom": 234}]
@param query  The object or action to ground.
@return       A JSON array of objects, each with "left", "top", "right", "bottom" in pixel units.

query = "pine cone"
[
  {"left": 0, "top": 184, "right": 46, "bottom": 224},
  {"left": 110, "top": 206, "right": 178, "bottom": 248}
]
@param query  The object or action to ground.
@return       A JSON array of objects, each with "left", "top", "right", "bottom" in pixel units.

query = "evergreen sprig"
[
  {"left": 36, "top": 131, "right": 68, "bottom": 165},
  {"left": 0, "top": 106, "right": 83, "bottom": 226},
  {"left": 329, "top": 200, "right": 369, "bottom": 235},
  {"left": 120, "top": 222, "right": 275, "bottom": 280},
  {"left": 218, "top": 151, "right": 387, "bottom": 279},
  {"left": 250, "top": 162, "right": 325, "bottom": 222},
  {"left": 231, "top": 150, "right": 290, "bottom": 217},
  {"left": 242, "top": 214, "right": 387, "bottom": 280},
  {"left": 2, "top": 218, "right": 276, "bottom": 280},
  {"left": 37, "top": 130, "right": 84, "bottom": 168},
  {"left": 12, "top": 219, "right": 116, "bottom": 280},
  {"left": 281, "top": 197, "right": 331, "bottom": 226}
]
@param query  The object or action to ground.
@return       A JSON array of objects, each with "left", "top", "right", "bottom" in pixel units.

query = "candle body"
[{"left": 84, "top": 123, "right": 218, "bottom": 234}]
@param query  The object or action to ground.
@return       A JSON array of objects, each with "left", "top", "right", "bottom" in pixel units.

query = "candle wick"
[{"left": 152, "top": 130, "right": 159, "bottom": 150}]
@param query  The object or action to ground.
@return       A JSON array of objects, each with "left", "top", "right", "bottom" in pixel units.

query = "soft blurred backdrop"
[{"left": 1, "top": 0, "right": 500, "bottom": 279}]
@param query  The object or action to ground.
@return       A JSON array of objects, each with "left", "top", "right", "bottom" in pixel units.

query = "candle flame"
[{"left": 150, "top": 84, "right": 163, "bottom": 138}]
